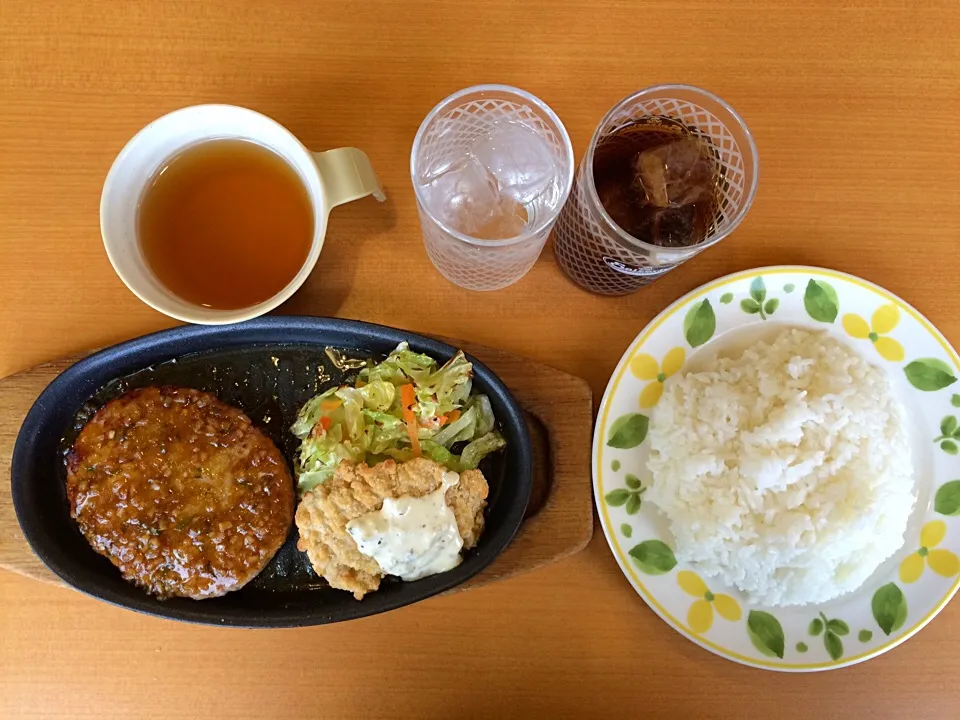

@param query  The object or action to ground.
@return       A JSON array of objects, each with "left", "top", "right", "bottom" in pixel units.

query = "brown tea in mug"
[
  {"left": 138, "top": 139, "right": 313, "bottom": 310},
  {"left": 592, "top": 117, "right": 722, "bottom": 247}
]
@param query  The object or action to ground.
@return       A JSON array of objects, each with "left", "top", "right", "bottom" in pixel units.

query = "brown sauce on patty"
[{"left": 66, "top": 386, "right": 293, "bottom": 599}]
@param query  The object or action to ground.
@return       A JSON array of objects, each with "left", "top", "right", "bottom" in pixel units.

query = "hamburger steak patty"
[{"left": 66, "top": 386, "right": 294, "bottom": 599}]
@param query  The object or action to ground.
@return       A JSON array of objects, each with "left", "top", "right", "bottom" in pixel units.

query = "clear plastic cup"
[
  {"left": 411, "top": 85, "right": 574, "bottom": 291},
  {"left": 553, "top": 85, "right": 759, "bottom": 295}
]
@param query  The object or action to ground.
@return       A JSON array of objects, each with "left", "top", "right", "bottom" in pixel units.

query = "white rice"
[{"left": 646, "top": 328, "right": 915, "bottom": 606}]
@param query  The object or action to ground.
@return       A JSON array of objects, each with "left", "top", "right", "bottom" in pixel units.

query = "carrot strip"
[
  {"left": 446, "top": 409, "right": 461, "bottom": 424},
  {"left": 320, "top": 399, "right": 342, "bottom": 411},
  {"left": 320, "top": 416, "right": 331, "bottom": 432},
  {"left": 400, "top": 384, "right": 422, "bottom": 457}
]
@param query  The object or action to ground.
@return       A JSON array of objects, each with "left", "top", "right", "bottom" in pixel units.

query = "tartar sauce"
[{"left": 346, "top": 471, "right": 464, "bottom": 581}]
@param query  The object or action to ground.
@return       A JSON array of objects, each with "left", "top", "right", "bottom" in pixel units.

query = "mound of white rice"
[{"left": 646, "top": 328, "right": 915, "bottom": 606}]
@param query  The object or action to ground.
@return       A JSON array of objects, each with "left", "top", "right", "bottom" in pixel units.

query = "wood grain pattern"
[
  {"left": 2, "top": 0, "right": 960, "bottom": 717},
  {"left": 0, "top": 343, "right": 594, "bottom": 590}
]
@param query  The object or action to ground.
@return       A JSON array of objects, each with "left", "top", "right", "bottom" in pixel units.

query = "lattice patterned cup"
[
  {"left": 553, "top": 85, "right": 759, "bottom": 295},
  {"left": 411, "top": 85, "right": 573, "bottom": 291}
]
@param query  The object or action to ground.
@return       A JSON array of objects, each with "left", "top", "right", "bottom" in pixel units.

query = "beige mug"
[{"left": 100, "top": 104, "right": 385, "bottom": 324}]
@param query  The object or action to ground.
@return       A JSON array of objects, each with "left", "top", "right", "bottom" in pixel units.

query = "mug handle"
[{"left": 311, "top": 147, "right": 386, "bottom": 210}]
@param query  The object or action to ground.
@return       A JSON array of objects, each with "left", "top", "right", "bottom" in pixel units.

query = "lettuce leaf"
[
  {"left": 356, "top": 380, "right": 396, "bottom": 412},
  {"left": 295, "top": 422, "right": 367, "bottom": 491},
  {"left": 413, "top": 350, "right": 474, "bottom": 422},
  {"left": 419, "top": 440, "right": 460, "bottom": 469},
  {"left": 334, "top": 387, "right": 366, "bottom": 441},
  {"left": 358, "top": 342, "right": 437, "bottom": 385},
  {"left": 431, "top": 405, "right": 478, "bottom": 446},
  {"left": 469, "top": 394, "right": 496, "bottom": 436},
  {"left": 291, "top": 343, "right": 504, "bottom": 492},
  {"left": 363, "top": 410, "right": 407, "bottom": 454},
  {"left": 460, "top": 432, "right": 507, "bottom": 470},
  {"left": 290, "top": 386, "right": 337, "bottom": 438},
  {"left": 297, "top": 470, "right": 332, "bottom": 492}
]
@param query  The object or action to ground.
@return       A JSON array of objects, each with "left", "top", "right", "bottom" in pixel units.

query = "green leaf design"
[
  {"left": 683, "top": 299, "right": 716, "bottom": 348},
  {"left": 952, "top": 394, "right": 960, "bottom": 408},
  {"left": 747, "top": 611, "right": 786, "bottom": 659},
  {"left": 607, "top": 413, "right": 649, "bottom": 449},
  {"left": 803, "top": 279, "right": 839, "bottom": 323},
  {"left": 620, "top": 523, "right": 633, "bottom": 538},
  {"left": 764, "top": 298, "right": 779, "bottom": 316},
  {"left": 941, "top": 416, "right": 959, "bottom": 437},
  {"left": 750, "top": 276, "right": 766, "bottom": 304},
  {"left": 719, "top": 292, "right": 733, "bottom": 304},
  {"left": 628, "top": 540, "right": 677, "bottom": 575},
  {"left": 625, "top": 493, "right": 642, "bottom": 515},
  {"left": 904, "top": 359, "right": 958, "bottom": 392},
  {"left": 872, "top": 583, "right": 908, "bottom": 635},
  {"left": 605, "top": 489, "right": 630, "bottom": 507},
  {"left": 934, "top": 480, "right": 960, "bottom": 516},
  {"left": 827, "top": 619, "right": 850, "bottom": 636},
  {"left": 824, "top": 631, "right": 843, "bottom": 661},
  {"left": 942, "top": 440, "right": 959, "bottom": 455},
  {"left": 611, "top": 460, "right": 621, "bottom": 472},
  {"left": 858, "top": 630, "right": 873, "bottom": 643},
  {"left": 796, "top": 641, "right": 808, "bottom": 652},
  {"left": 740, "top": 298, "right": 761, "bottom": 315},
  {"left": 624, "top": 474, "right": 641, "bottom": 490},
  {"left": 784, "top": 283, "right": 795, "bottom": 293},
  {"left": 808, "top": 618, "right": 824, "bottom": 636}
]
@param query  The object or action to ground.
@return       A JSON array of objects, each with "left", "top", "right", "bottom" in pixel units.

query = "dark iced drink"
[{"left": 552, "top": 86, "right": 758, "bottom": 295}]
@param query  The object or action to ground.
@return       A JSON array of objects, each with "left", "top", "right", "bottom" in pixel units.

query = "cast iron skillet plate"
[{"left": 11, "top": 316, "right": 532, "bottom": 627}]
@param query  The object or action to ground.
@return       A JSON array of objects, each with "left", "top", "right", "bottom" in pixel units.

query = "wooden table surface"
[{"left": 2, "top": 1, "right": 960, "bottom": 717}]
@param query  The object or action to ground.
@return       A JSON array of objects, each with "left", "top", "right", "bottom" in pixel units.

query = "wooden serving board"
[{"left": 0, "top": 340, "right": 594, "bottom": 594}]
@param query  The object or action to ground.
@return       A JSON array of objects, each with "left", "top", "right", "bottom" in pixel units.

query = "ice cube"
[
  {"left": 633, "top": 205, "right": 700, "bottom": 247},
  {"left": 416, "top": 118, "right": 463, "bottom": 185},
  {"left": 419, "top": 155, "right": 527, "bottom": 240},
  {"left": 473, "top": 198, "right": 527, "bottom": 240},
  {"left": 599, "top": 179, "right": 701, "bottom": 247},
  {"left": 596, "top": 179, "right": 644, "bottom": 238},
  {"left": 634, "top": 136, "right": 715, "bottom": 208},
  {"left": 470, "top": 120, "right": 556, "bottom": 205}
]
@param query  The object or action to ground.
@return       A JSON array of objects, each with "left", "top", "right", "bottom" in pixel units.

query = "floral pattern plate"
[{"left": 595, "top": 266, "right": 960, "bottom": 671}]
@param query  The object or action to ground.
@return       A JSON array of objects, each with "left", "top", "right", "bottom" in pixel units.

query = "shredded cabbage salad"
[{"left": 291, "top": 342, "right": 506, "bottom": 492}]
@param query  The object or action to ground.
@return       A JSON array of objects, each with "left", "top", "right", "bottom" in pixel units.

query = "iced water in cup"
[
  {"left": 553, "top": 85, "right": 759, "bottom": 295},
  {"left": 411, "top": 85, "right": 573, "bottom": 291}
]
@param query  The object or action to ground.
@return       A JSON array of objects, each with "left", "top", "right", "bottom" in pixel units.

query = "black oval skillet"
[{"left": 11, "top": 316, "right": 532, "bottom": 627}]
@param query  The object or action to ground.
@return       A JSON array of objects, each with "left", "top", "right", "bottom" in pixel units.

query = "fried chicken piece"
[{"left": 295, "top": 458, "right": 488, "bottom": 599}]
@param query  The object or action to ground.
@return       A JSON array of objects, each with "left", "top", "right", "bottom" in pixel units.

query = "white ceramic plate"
[{"left": 595, "top": 266, "right": 960, "bottom": 671}]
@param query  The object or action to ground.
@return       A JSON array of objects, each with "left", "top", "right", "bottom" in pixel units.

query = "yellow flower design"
[
  {"left": 677, "top": 570, "right": 741, "bottom": 634},
  {"left": 899, "top": 520, "right": 960, "bottom": 583},
  {"left": 841, "top": 304, "right": 905, "bottom": 362},
  {"left": 630, "top": 347, "right": 685, "bottom": 408}
]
